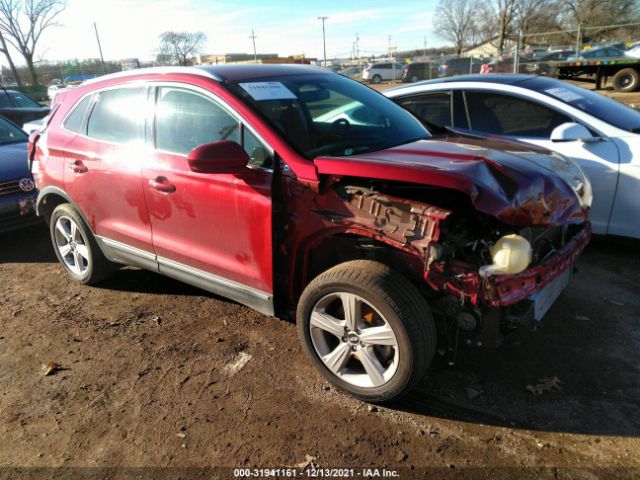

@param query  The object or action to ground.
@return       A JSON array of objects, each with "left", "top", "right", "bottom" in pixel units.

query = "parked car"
[
  {"left": 339, "top": 66, "right": 363, "bottom": 80},
  {"left": 23, "top": 117, "right": 45, "bottom": 134},
  {"left": 0, "top": 89, "right": 50, "bottom": 127},
  {"left": 0, "top": 115, "right": 39, "bottom": 232},
  {"left": 481, "top": 55, "right": 535, "bottom": 74},
  {"left": 525, "top": 50, "right": 575, "bottom": 75},
  {"left": 567, "top": 46, "right": 628, "bottom": 61},
  {"left": 32, "top": 66, "right": 591, "bottom": 402},
  {"left": 438, "top": 57, "right": 483, "bottom": 76},
  {"left": 625, "top": 44, "right": 640, "bottom": 58},
  {"left": 401, "top": 62, "right": 437, "bottom": 83},
  {"left": 362, "top": 62, "right": 404, "bottom": 83},
  {"left": 385, "top": 74, "right": 639, "bottom": 239}
]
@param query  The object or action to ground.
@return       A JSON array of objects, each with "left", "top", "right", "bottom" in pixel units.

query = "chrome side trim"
[
  {"left": 158, "top": 256, "right": 274, "bottom": 316},
  {"left": 97, "top": 236, "right": 159, "bottom": 272},
  {"left": 96, "top": 235, "right": 274, "bottom": 316}
]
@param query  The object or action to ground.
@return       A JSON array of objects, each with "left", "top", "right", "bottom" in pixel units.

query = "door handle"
[
  {"left": 68, "top": 160, "right": 88, "bottom": 174},
  {"left": 148, "top": 177, "right": 176, "bottom": 193}
]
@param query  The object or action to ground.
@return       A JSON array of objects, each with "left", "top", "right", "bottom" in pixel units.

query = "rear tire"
[
  {"left": 410, "top": 75, "right": 419, "bottom": 83},
  {"left": 297, "top": 260, "right": 436, "bottom": 403},
  {"left": 612, "top": 68, "right": 640, "bottom": 92},
  {"left": 371, "top": 74, "right": 382, "bottom": 84},
  {"left": 49, "top": 203, "right": 115, "bottom": 285}
]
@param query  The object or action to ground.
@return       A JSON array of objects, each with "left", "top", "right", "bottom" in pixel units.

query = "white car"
[
  {"left": 362, "top": 62, "right": 404, "bottom": 84},
  {"left": 384, "top": 75, "right": 640, "bottom": 239},
  {"left": 22, "top": 117, "right": 45, "bottom": 134}
]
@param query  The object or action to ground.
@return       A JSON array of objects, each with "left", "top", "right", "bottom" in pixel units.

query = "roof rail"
[{"left": 80, "top": 66, "right": 222, "bottom": 86}]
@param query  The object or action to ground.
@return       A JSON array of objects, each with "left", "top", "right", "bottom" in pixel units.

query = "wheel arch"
[{"left": 36, "top": 186, "right": 95, "bottom": 233}]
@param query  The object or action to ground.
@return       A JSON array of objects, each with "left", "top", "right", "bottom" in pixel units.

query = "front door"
[{"left": 142, "top": 85, "right": 274, "bottom": 314}]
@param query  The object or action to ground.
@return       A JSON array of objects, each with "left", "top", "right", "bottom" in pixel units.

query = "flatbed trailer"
[{"left": 551, "top": 57, "right": 640, "bottom": 92}]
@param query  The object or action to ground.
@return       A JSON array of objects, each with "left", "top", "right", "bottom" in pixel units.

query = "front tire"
[
  {"left": 297, "top": 260, "right": 436, "bottom": 403},
  {"left": 50, "top": 203, "right": 115, "bottom": 284}
]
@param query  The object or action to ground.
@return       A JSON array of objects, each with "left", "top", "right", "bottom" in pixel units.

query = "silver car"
[{"left": 362, "top": 61, "right": 404, "bottom": 84}]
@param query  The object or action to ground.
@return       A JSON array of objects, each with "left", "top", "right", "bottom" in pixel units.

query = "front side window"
[
  {"left": 155, "top": 87, "right": 240, "bottom": 155},
  {"left": 464, "top": 91, "right": 572, "bottom": 138},
  {"left": 226, "top": 73, "right": 428, "bottom": 158},
  {"left": 396, "top": 92, "right": 452, "bottom": 130},
  {"left": 87, "top": 87, "right": 146, "bottom": 143}
]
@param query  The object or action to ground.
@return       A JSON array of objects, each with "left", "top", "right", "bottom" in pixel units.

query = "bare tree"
[
  {"left": 158, "top": 31, "right": 207, "bottom": 66},
  {"left": 434, "top": 0, "right": 478, "bottom": 55},
  {"left": 476, "top": 0, "right": 518, "bottom": 54},
  {"left": 0, "top": 0, "right": 65, "bottom": 85},
  {"left": 0, "top": 29, "right": 20, "bottom": 86},
  {"left": 514, "top": 0, "right": 562, "bottom": 44}
]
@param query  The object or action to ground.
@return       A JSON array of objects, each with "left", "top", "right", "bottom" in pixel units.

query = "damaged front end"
[{"left": 282, "top": 139, "right": 592, "bottom": 355}]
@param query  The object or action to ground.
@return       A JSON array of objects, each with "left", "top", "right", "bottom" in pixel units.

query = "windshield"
[
  {"left": 0, "top": 116, "right": 28, "bottom": 145},
  {"left": 0, "top": 91, "right": 41, "bottom": 108},
  {"left": 526, "top": 76, "right": 640, "bottom": 133},
  {"left": 226, "top": 72, "right": 429, "bottom": 158}
]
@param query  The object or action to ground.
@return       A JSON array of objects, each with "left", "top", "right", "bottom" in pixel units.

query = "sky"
[{"left": 1, "top": 0, "right": 442, "bottom": 66}]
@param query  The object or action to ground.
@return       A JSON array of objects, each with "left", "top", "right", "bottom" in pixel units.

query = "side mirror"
[
  {"left": 187, "top": 140, "right": 249, "bottom": 174},
  {"left": 551, "top": 122, "right": 599, "bottom": 143}
]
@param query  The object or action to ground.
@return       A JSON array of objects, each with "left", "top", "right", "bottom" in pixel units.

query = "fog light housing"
[{"left": 479, "top": 234, "right": 532, "bottom": 277}]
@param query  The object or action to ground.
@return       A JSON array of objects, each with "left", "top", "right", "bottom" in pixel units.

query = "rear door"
[
  {"left": 62, "top": 86, "right": 155, "bottom": 256},
  {"left": 142, "top": 84, "right": 274, "bottom": 313}
]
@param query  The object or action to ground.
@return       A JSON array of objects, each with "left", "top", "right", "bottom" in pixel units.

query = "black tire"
[
  {"left": 49, "top": 203, "right": 115, "bottom": 284},
  {"left": 371, "top": 74, "right": 382, "bottom": 84},
  {"left": 612, "top": 68, "right": 640, "bottom": 92},
  {"left": 410, "top": 75, "right": 419, "bottom": 83},
  {"left": 297, "top": 260, "right": 436, "bottom": 403}
]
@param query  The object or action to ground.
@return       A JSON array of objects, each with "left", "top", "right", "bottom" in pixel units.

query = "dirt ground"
[{"left": 1, "top": 220, "right": 639, "bottom": 480}]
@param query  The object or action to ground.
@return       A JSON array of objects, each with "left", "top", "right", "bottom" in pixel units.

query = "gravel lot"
[{"left": 2, "top": 78, "right": 640, "bottom": 479}]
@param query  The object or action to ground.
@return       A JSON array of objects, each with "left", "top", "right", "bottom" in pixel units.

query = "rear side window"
[
  {"left": 464, "top": 91, "right": 572, "bottom": 138},
  {"left": 87, "top": 87, "right": 146, "bottom": 143},
  {"left": 155, "top": 87, "right": 240, "bottom": 155},
  {"left": 63, "top": 96, "right": 92, "bottom": 134},
  {"left": 397, "top": 92, "right": 452, "bottom": 129}
]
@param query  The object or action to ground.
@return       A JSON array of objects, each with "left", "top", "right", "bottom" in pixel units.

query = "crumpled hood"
[
  {"left": 314, "top": 137, "right": 590, "bottom": 227},
  {"left": 0, "top": 142, "right": 30, "bottom": 180}
]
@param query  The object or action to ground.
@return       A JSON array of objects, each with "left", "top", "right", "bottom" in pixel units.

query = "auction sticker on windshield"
[
  {"left": 545, "top": 87, "right": 584, "bottom": 103},
  {"left": 239, "top": 82, "right": 297, "bottom": 101}
]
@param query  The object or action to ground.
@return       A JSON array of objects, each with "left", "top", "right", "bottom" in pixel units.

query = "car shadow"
[
  {"left": 96, "top": 267, "right": 230, "bottom": 299},
  {"left": 395, "top": 238, "right": 640, "bottom": 437},
  {"left": 0, "top": 223, "right": 55, "bottom": 264}
]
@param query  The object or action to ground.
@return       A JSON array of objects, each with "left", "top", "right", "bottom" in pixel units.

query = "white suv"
[{"left": 362, "top": 62, "right": 404, "bottom": 83}]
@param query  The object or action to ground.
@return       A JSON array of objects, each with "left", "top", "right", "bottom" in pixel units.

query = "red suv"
[{"left": 30, "top": 65, "right": 592, "bottom": 402}]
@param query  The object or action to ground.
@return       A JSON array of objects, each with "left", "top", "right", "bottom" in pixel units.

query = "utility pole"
[
  {"left": 318, "top": 16, "right": 328, "bottom": 67},
  {"left": 93, "top": 22, "right": 106, "bottom": 74},
  {"left": 355, "top": 33, "right": 360, "bottom": 63},
  {"left": 249, "top": 30, "right": 258, "bottom": 62},
  {"left": 575, "top": 23, "right": 582, "bottom": 56},
  {"left": 423, "top": 37, "right": 427, "bottom": 57},
  {"left": 388, "top": 35, "right": 392, "bottom": 58}
]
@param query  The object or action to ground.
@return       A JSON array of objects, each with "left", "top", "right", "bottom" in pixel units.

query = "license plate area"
[{"left": 531, "top": 266, "right": 572, "bottom": 321}]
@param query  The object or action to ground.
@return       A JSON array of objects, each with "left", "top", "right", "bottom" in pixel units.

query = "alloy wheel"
[
  {"left": 309, "top": 292, "right": 400, "bottom": 388},
  {"left": 54, "top": 215, "right": 90, "bottom": 276}
]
